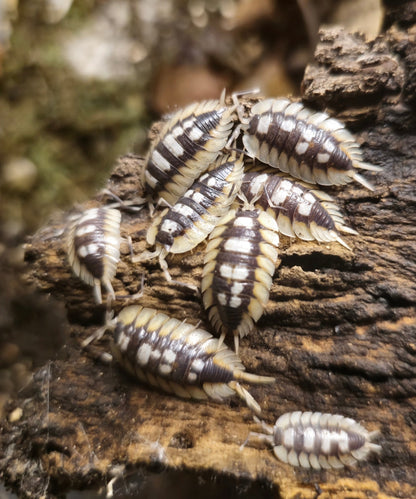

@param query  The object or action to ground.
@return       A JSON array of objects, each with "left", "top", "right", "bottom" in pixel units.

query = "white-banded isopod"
[
  {"left": 139, "top": 154, "right": 245, "bottom": 281},
  {"left": 66, "top": 207, "right": 121, "bottom": 304},
  {"left": 240, "top": 170, "right": 357, "bottom": 249},
  {"left": 248, "top": 411, "right": 381, "bottom": 469},
  {"left": 240, "top": 98, "right": 381, "bottom": 190},
  {"left": 201, "top": 203, "right": 280, "bottom": 353},
  {"left": 111, "top": 305, "right": 275, "bottom": 414},
  {"left": 143, "top": 94, "right": 236, "bottom": 206}
]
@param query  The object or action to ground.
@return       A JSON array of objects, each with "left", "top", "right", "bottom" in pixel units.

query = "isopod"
[
  {"left": 247, "top": 411, "right": 381, "bottom": 469},
  {"left": 201, "top": 200, "right": 280, "bottom": 353},
  {"left": 139, "top": 153, "right": 244, "bottom": 281},
  {"left": 66, "top": 207, "right": 121, "bottom": 304},
  {"left": 239, "top": 97, "right": 381, "bottom": 190},
  {"left": 111, "top": 305, "right": 274, "bottom": 414},
  {"left": 240, "top": 169, "right": 357, "bottom": 249},
  {"left": 142, "top": 92, "right": 236, "bottom": 206}
]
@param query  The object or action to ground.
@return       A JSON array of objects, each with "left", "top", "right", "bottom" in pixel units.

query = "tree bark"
[{"left": 1, "top": 7, "right": 416, "bottom": 498}]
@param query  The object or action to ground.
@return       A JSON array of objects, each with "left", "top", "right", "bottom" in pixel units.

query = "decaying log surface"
[{"left": 1, "top": 15, "right": 416, "bottom": 499}]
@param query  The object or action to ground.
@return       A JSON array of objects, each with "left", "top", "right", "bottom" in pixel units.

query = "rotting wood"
[{"left": 1, "top": 15, "right": 416, "bottom": 499}]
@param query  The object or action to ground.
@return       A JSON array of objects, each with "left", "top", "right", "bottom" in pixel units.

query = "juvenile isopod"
[
  {"left": 239, "top": 98, "right": 381, "bottom": 190},
  {"left": 240, "top": 169, "right": 357, "bottom": 249},
  {"left": 137, "top": 154, "right": 244, "bottom": 281},
  {"left": 111, "top": 305, "right": 275, "bottom": 414},
  {"left": 66, "top": 207, "right": 121, "bottom": 304},
  {"left": 142, "top": 91, "right": 237, "bottom": 207},
  {"left": 201, "top": 199, "right": 280, "bottom": 353},
  {"left": 246, "top": 411, "right": 381, "bottom": 469}
]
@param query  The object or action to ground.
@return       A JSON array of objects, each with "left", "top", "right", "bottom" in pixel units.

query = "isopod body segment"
[
  {"left": 111, "top": 305, "right": 274, "bottom": 414},
  {"left": 142, "top": 97, "right": 236, "bottom": 206},
  {"left": 201, "top": 205, "right": 280, "bottom": 353},
  {"left": 240, "top": 170, "right": 357, "bottom": 248},
  {"left": 240, "top": 98, "right": 381, "bottom": 190},
  {"left": 66, "top": 207, "right": 121, "bottom": 304},
  {"left": 250, "top": 411, "right": 381, "bottom": 469}
]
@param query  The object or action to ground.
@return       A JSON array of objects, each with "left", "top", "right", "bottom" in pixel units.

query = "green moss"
[{"left": 0, "top": 5, "right": 151, "bottom": 235}]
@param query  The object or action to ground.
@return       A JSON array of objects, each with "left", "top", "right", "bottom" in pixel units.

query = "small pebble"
[
  {"left": 0, "top": 342, "right": 20, "bottom": 367},
  {"left": 2, "top": 157, "right": 38, "bottom": 192},
  {"left": 9, "top": 406, "right": 23, "bottom": 423},
  {"left": 44, "top": 0, "right": 74, "bottom": 24}
]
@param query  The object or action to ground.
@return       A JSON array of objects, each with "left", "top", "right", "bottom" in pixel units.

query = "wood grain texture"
[{"left": 1, "top": 14, "right": 416, "bottom": 499}]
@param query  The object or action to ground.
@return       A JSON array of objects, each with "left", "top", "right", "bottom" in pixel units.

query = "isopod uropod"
[
  {"left": 142, "top": 92, "right": 237, "bottom": 207},
  {"left": 111, "top": 305, "right": 275, "bottom": 414},
  {"left": 239, "top": 98, "right": 381, "bottom": 190},
  {"left": 139, "top": 153, "right": 245, "bottom": 281},
  {"left": 201, "top": 200, "right": 280, "bottom": 353},
  {"left": 66, "top": 207, "right": 121, "bottom": 304},
  {"left": 247, "top": 411, "right": 381, "bottom": 469},
  {"left": 240, "top": 169, "right": 357, "bottom": 249}
]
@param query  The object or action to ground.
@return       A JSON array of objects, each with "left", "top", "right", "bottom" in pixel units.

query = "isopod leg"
[
  {"left": 98, "top": 188, "right": 146, "bottom": 212},
  {"left": 159, "top": 251, "right": 200, "bottom": 294},
  {"left": 103, "top": 277, "right": 116, "bottom": 302},
  {"left": 225, "top": 124, "right": 242, "bottom": 149},
  {"left": 252, "top": 415, "right": 274, "bottom": 435},
  {"left": 234, "top": 333, "right": 240, "bottom": 356},
  {"left": 114, "top": 273, "right": 146, "bottom": 301},
  {"left": 239, "top": 430, "right": 274, "bottom": 451},
  {"left": 216, "top": 331, "right": 226, "bottom": 351},
  {"left": 228, "top": 381, "right": 261, "bottom": 415},
  {"left": 146, "top": 197, "right": 172, "bottom": 219},
  {"left": 81, "top": 309, "right": 116, "bottom": 348},
  {"left": 131, "top": 248, "right": 161, "bottom": 264},
  {"left": 125, "top": 235, "right": 134, "bottom": 259},
  {"left": 93, "top": 280, "right": 103, "bottom": 305}
]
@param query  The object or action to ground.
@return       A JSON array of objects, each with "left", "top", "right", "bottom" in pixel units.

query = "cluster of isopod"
[{"left": 65, "top": 91, "right": 382, "bottom": 469}]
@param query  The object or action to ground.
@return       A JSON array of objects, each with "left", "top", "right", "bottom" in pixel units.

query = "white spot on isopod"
[
  {"left": 295, "top": 141, "right": 309, "bottom": 155},
  {"left": 317, "top": 152, "right": 330, "bottom": 163}
]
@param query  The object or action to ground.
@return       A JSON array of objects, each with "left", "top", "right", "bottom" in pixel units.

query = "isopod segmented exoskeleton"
[
  {"left": 240, "top": 169, "right": 357, "bottom": 249},
  {"left": 201, "top": 201, "right": 280, "bottom": 353},
  {"left": 142, "top": 92, "right": 237, "bottom": 207},
  {"left": 111, "top": 305, "right": 274, "bottom": 414},
  {"left": 66, "top": 207, "right": 121, "bottom": 304},
  {"left": 138, "top": 153, "right": 245, "bottom": 281},
  {"left": 247, "top": 411, "right": 381, "bottom": 469},
  {"left": 239, "top": 98, "right": 381, "bottom": 190}
]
